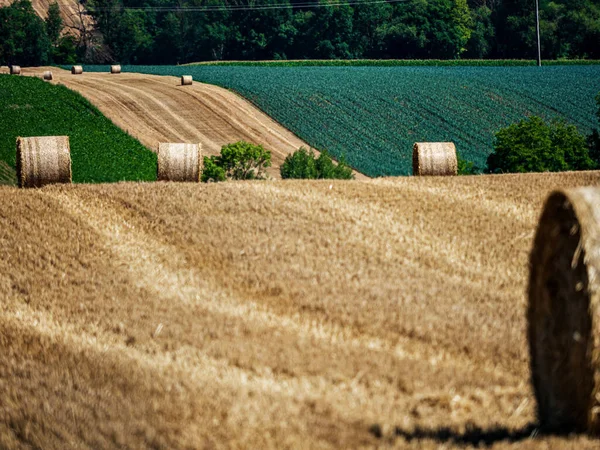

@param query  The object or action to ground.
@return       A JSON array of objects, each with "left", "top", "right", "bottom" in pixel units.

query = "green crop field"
[
  {"left": 82, "top": 65, "right": 600, "bottom": 176},
  {"left": 0, "top": 75, "right": 156, "bottom": 185}
]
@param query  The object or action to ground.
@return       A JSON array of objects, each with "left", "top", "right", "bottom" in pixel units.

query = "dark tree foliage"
[{"left": 487, "top": 116, "right": 595, "bottom": 173}]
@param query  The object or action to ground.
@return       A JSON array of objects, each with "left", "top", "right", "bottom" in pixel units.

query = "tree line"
[{"left": 0, "top": 0, "right": 599, "bottom": 65}]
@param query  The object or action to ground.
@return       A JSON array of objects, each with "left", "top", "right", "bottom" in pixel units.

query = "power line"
[{"left": 86, "top": 0, "right": 405, "bottom": 12}]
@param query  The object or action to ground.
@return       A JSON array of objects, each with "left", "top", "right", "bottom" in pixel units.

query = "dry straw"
[
  {"left": 71, "top": 65, "right": 83, "bottom": 75},
  {"left": 43, "top": 71, "right": 53, "bottom": 81},
  {"left": 157, "top": 143, "right": 202, "bottom": 182},
  {"left": 10, "top": 65, "right": 21, "bottom": 75},
  {"left": 412, "top": 142, "right": 458, "bottom": 176},
  {"left": 181, "top": 75, "right": 193, "bottom": 86},
  {"left": 111, "top": 65, "right": 121, "bottom": 74},
  {"left": 16, "top": 136, "right": 72, "bottom": 188},
  {"left": 528, "top": 187, "right": 600, "bottom": 434}
]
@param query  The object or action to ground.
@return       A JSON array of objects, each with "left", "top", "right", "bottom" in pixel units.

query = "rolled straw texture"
[
  {"left": 157, "top": 143, "right": 202, "bottom": 182},
  {"left": 111, "top": 65, "right": 121, "bottom": 74},
  {"left": 16, "top": 136, "right": 72, "bottom": 188},
  {"left": 71, "top": 65, "right": 83, "bottom": 75},
  {"left": 528, "top": 187, "right": 600, "bottom": 434},
  {"left": 412, "top": 142, "right": 457, "bottom": 176},
  {"left": 43, "top": 71, "right": 53, "bottom": 81},
  {"left": 10, "top": 65, "right": 21, "bottom": 75},
  {"left": 181, "top": 75, "right": 193, "bottom": 86}
]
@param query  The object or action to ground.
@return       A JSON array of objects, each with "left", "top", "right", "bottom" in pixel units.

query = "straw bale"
[
  {"left": 157, "top": 143, "right": 202, "bottom": 182},
  {"left": 528, "top": 187, "right": 600, "bottom": 434},
  {"left": 412, "top": 142, "right": 457, "bottom": 176},
  {"left": 111, "top": 65, "right": 121, "bottom": 74},
  {"left": 10, "top": 65, "right": 21, "bottom": 75},
  {"left": 71, "top": 65, "right": 83, "bottom": 75},
  {"left": 43, "top": 71, "right": 53, "bottom": 81},
  {"left": 16, "top": 136, "right": 72, "bottom": 188},
  {"left": 181, "top": 75, "right": 193, "bottom": 86}
]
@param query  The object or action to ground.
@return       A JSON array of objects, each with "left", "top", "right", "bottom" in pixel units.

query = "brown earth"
[
  {"left": 19, "top": 67, "right": 346, "bottom": 180},
  {"left": 1, "top": 171, "right": 600, "bottom": 448}
]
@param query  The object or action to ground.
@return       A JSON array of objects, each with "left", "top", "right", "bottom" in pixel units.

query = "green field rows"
[
  {"left": 0, "top": 75, "right": 156, "bottom": 184},
  {"left": 82, "top": 65, "right": 600, "bottom": 176}
]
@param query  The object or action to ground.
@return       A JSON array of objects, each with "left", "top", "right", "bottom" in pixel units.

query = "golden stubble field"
[{"left": 1, "top": 171, "right": 600, "bottom": 449}]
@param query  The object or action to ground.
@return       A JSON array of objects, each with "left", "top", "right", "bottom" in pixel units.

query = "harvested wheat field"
[
  {"left": 1, "top": 171, "right": 600, "bottom": 448},
  {"left": 20, "top": 67, "right": 331, "bottom": 179}
]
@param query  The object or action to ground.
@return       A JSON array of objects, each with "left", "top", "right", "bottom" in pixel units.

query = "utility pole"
[{"left": 535, "top": 0, "right": 542, "bottom": 66}]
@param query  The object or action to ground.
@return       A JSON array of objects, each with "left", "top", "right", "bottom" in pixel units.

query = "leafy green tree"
[
  {"left": 487, "top": 116, "right": 595, "bottom": 173},
  {"left": 202, "top": 141, "right": 271, "bottom": 181},
  {"left": 588, "top": 92, "right": 600, "bottom": 168},
  {"left": 0, "top": 0, "right": 51, "bottom": 65},
  {"left": 465, "top": 6, "right": 494, "bottom": 58},
  {"left": 45, "top": 2, "right": 62, "bottom": 46}
]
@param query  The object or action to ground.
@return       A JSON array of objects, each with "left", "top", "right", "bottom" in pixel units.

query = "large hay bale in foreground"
[
  {"left": 157, "top": 143, "right": 201, "bottom": 182},
  {"left": 43, "top": 71, "right": 53, "bottom": 81},
  {"left": 528, "top": 187, "right": 600, "bottom": 434},
  {"left": 71, "top": 65, "right": 83, "bottom": 75},
  {"left": 412, "top": 142, "right": 457, "bottom": 176},
  {"left": 181, "top": 75, "right": 193, "bottom": 86},
  {"left": 10, "top": 65, "right": 21, "bottom": 75},
  {"left": 16, "top": 136, "right": 72, "bottom": 188},
  {"left": 111, "top": 65, "right": 121, "bottom": 74}
]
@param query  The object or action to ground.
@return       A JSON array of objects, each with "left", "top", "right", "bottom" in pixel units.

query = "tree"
[
  {"left": 0, "top": 0, "right": 51, "bottom": 65},
  {"left": 487, "top": 116, "right": 595, "bottom": 173},
  {"left": 202, "top": 141, "right": 272, "bottom": 181},
  {"left": 588, "top": 93, "right": 600, "bottom": 168},
  {"left": 280, "top": 148, "right": 354, "bottom": 179},
  {"left": 45, "top": 2, "right": 62, "bottom": 46}
]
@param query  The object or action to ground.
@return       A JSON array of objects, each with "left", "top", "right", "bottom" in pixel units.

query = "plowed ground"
[
  {"left": 21, "top": 67, "right": 326, "bottom": 179},
  {"left": 1, "top": 171, "right": 600, "bottom": 448}
]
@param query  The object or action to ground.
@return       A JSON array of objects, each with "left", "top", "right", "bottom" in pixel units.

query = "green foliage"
[
  {"left": 588, "top": 92, "right": 600, "bottom": 168},
  {"left": 487, "top": 116, "right": 595, "bottom": 173},
  {"left": 281, "top": 148, "right": 354, "bottom": 179},
  {"left": 88, "top": 65, "right": 600, "bottom": 176},
  {"left": 201, "top": 141, "right": 271, "bottom": 182},
  {"left": 0, "top": 75, "right": 156, "bottom": 183},
  {"left": 457, "top": 155, "right": 479, "bottom": 175},
  {"left": 201, "top": 156, "right": 226, "bottom": 182},
  {"left": 0, "top": 0, "right": 51, "bottom": 66}
]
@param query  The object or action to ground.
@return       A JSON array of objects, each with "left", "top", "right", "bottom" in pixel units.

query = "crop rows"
[
  {"left": 83, "top": 65, "right": 600, "bottom": 176},
  {"left": 0, "top": 75, "right": 156, "bottom": 183}
]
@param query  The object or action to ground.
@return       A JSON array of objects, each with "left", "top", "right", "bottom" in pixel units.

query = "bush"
[
  {"left": 201, "top": 156, "right": 226, "bottom": 182},
  {"left": 487, "top": 116, "right": 595, "bottom": 173},
  {"left": 201, "top": 141, "right": 271, "bottom": 182},
  {"left": 280, "top": 148, "right": 354, "bottom": 179},
  {"left": 457, "top": 154, "right": 479, "bottom": 175}
]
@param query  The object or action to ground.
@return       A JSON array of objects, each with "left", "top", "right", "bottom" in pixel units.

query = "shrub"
[
  {"left": 280, "top": 147, "right": 354, "bottom": 179},
  {"left": 201, "top": 141, "right": 271, "bottom": 182},
  {"left": 201, "top": 156, "right": 226, "bottom": 182},
  {"left": 588, "top": 92, "right": 600, "bottom": 168},
  {"left": 457, "top": 154, "right": 479, "bottom": 175},
  {"left": 487, "top": 116, "right": 595, "bottom": 173}
]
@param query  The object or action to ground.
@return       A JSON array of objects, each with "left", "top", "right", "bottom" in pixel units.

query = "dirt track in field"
[
  {"left": 1, "top": 171, "right": 600, "bottom": 448},
  {"left": 19, "top": 67, "right": 333, "bottom": 179}
]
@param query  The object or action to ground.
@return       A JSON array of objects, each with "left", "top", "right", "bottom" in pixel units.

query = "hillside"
[
  {"left": 88, "top": 65, "right": 600, "bottom": 176},
  {"left": 1, "top": 171, "right": 600, "bottom": 448},
  {"left": 0, "top": 73, "right": 156, "bottom": 184},
  {"left": 24, "top": 67, "right": 323, "bottom": 179}
]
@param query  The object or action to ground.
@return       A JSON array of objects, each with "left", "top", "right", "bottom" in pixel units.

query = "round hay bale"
[
  {"left": 43, "top": 71, "right": 53, "bottom": 81},
  {"left": 181, "top": 75, "right": 193, "bottom": 86},
  {"left": 16, "top": 136, "right": 72, "bottom": 188},
  {"left": 412, "top": 142, "right": 457, "bottom": 176},
  {"left": 10, "top": 65, "right": 21, "bottom": 75},
  {"left": 71, "top": 65, "right": 83, "bottom": 75},
  {"left": 110, "top": 65, "right": 121, "bottom": 74},
  {"left": 157, "top": 143, "right": 202, "bottom": 182},
  {"left": 528, "top": 187, "right": 600, "bottom": 434}
]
